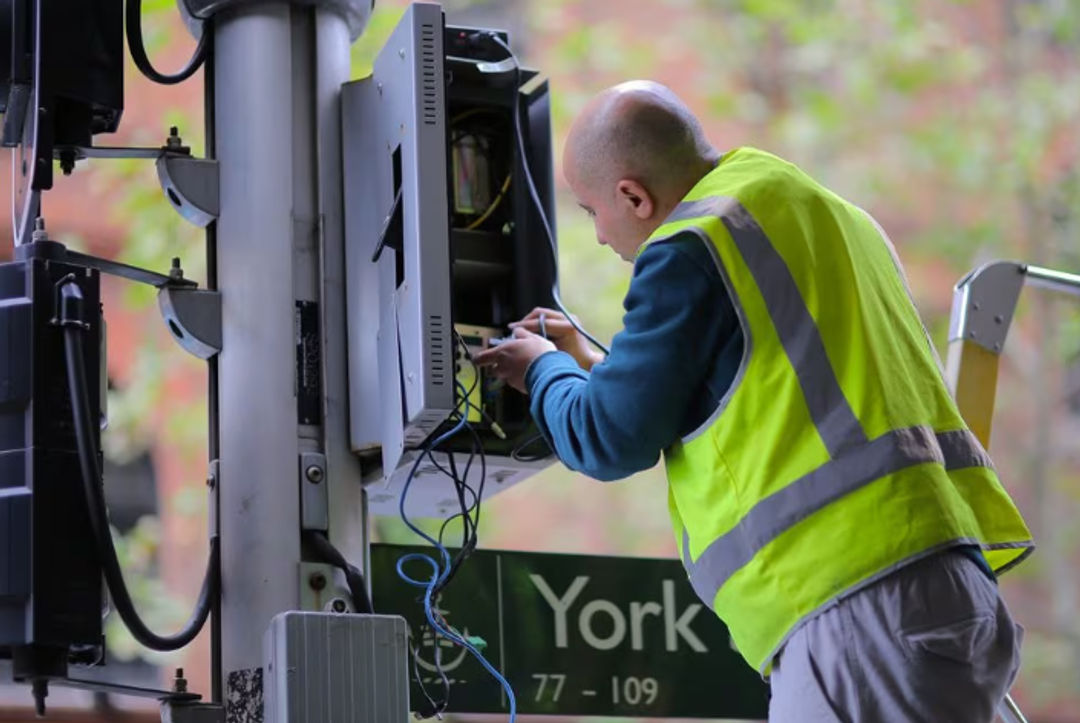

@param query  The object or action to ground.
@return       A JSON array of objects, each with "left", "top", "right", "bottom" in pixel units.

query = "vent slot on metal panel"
[
  {"left": 420, "top": 23, "right": 438, "bottom": 126},
  {"left": 428, "top": 314, "right": 447, "bottom": 385}
]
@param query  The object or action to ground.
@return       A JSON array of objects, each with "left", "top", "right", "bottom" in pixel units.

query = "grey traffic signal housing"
[{"left": 343, "top": 2, "right": 560, "bottom": 517}]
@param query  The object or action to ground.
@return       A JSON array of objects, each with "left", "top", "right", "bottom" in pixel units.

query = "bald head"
[{"left": 566, "top": 81, "right": 719, "bottom": 205}]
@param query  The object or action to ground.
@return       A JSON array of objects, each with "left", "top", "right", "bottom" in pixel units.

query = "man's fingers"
[
  {"left": 473, "top": 348, "right": 499, "bottom": 366},
  {"left": 510, "top": 318, "right": 575, "bottom": 336},
  {"left": 520, "top": 306, "right": 563, "bottom": 322}
]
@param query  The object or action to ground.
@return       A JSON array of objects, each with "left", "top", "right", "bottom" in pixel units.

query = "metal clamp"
[
  {"left": 157, "top": 153, "right": 220, "bottom": 228},
  {"left": 159, "top": 285, "right": 223, "bottom": 360},
  {"left": 160, "top": 702, "right": 226, "bottom": 723},
  {"left": 178, "top": 0, "right": 373, "bottom": 40}
]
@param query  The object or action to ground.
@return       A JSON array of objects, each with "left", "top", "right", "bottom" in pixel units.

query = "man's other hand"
[
  {"left": 509, "top": 307, "right": 605, "bottom": 371},
  {"left": 474, "top": 326, "right": 557, "bottom": 393}
]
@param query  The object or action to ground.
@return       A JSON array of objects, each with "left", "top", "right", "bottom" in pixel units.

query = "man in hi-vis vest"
[{"left": 475, "top": 81, "right": 1032, "bottom": 722}]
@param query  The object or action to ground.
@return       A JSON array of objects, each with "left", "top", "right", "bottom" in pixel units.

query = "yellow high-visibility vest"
[{"left": 646, "top": 147, "right": 1033, "bottom": 673}]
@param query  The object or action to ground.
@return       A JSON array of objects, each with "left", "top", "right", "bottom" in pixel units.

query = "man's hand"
[
  {"left": 509, "top": 307, "right": 605, "bottom": 371},
  {"left": 474, "top": 326, "right": 556, "bottom": 393}
]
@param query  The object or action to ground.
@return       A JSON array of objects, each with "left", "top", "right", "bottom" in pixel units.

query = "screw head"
[
  {"left": 331, "top": 598, "right": 348, "bottom": 613},
  {"left": 305, "top": 465, "right": 324, "bottom": 484},
  {"left": 309, "top": 572, "right": 327, "bottom": 591}
]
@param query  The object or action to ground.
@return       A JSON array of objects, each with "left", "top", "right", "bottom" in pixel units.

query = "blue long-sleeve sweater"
[{"left": 524, "top": 232, "right": 743, "bottom": 480}]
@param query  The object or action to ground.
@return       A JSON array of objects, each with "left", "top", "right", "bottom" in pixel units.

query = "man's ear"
[{"left": 616, "top": 178, "right": 655, "bottom": 220}]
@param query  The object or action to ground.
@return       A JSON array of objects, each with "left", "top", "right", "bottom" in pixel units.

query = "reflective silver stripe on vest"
[
  {"left": 665, "top": 196, "right": 867, "bottom": 457},
  {"left": 683, "top": 426, "right": 991, "bottom": 605}
]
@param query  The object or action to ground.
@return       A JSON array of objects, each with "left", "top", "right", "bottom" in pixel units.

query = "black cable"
[
  {"left": 511, "top": 432, "right": 552, "bottom": 463},
  {"left": 489, "top": 34, "right": 611, "bottom": 357},
  {"left": 126, "top": 0, "right": 209, "bottom": 85},
  {"left": 61, "top": 281, "right": 217, "bottom": 651},
  {"left": 410, "top": 624, "right": 447, "bottom": 719},
  {"left": 304, "top": 530, "right": 375, "bottom": 615}
]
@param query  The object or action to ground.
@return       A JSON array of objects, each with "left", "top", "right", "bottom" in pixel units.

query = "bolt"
[
  {"left": 169, "top": 257, "right": 184, "bottom": 280},
  {"left": 331, "top": 598, "right": 348, "bottom": 613},
  {"left": 971, "top": 302, "right": 981, "bottom": 311},
  {"left": 31, "top": 217, "right": 47, "bottom": 243},
  {"left": 206, "top": 476, "right": 215, "bottom": 489},
  {"left": 173, "top": 668, "right": 188, "bottom": 694},
  {"left": 166, "top": 127, "right": 183, "bottom": 150},
  {"left": 309, "top": 572, "right": 327, "bottom": 591},
  {"left": 305, "top": 465, "right": 324, "bottom": 484},
  {"left": 377, "top": 82, "right": 383, "bottom": 95},
  {"left": 994, "top": 314, "right": 1004, "bottom": 324},
  {"left": 399, "top": 48, "right": 406, "bottom": 58},
  {"left": 968, "top": 331, "right": 976, "bottom": 339},
  {"left": 994, "top": 343, "right": 1002, "bottom": 351}
]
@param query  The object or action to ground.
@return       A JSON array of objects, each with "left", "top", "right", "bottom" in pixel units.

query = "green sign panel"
[{"left": 370, "top": 544, "right": 769, "bottom": 719}]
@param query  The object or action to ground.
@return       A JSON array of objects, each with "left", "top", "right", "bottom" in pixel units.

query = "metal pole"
[
  {"left": 202, "top": 26, "right": 223, "bottom": 706},
  {"left": 206, "top": 1, "right": 370, "bottom": 713},
  {"left": 1023, "top": 264, "right": 1080, "bottom": 297},
  {"left": 214, "top": 2, "right": 301, "bottom": 693},
  {"left": 313, "top": 6, "right": 369, "bottom": 587}
]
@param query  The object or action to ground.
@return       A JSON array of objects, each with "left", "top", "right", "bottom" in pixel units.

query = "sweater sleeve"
[{"left": 525, "top": 234, "right": 741, "bottom": 481}]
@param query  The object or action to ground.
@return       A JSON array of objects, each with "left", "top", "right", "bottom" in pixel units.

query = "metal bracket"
[
  {"left": 63, "top": 248, "right": 197, "bottom": 289},
  {"left": 949, "top": 261, "right": 1080, "bottom": 354},
  {"left": 57, "top": 676, "right": 200, "bottom": 703},
  {"left": 160, "top": 702, "right": 225, "bottom": 723},
  {"left": 159, "top": 287, "right": 223, "bottom": 360},
  {"left": 948, "top": 260, "right": 1026, "bottom": 353},
  {"left": 300, "top": 452, "right": 329, "bottom": 531},
  {"left": 157, "top": 154, "right": 220, "bottom": 228}
]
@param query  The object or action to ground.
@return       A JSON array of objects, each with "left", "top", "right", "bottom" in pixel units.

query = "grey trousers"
[{"left": 769, "top": 549, "right": 1023, "bottom": 723}]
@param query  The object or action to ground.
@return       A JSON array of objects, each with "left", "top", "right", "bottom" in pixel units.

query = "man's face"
[{"left": 565, "top": 161, "right": 647, "bottom": 263}]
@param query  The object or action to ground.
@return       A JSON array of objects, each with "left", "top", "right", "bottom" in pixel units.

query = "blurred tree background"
[{"left": 2, "top": 0, "right": 1078, "bottom": 720}]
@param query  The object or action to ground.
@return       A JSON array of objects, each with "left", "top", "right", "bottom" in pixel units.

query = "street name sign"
[{"left": 370, "top": 544, "right": 769, "bottom": 719}]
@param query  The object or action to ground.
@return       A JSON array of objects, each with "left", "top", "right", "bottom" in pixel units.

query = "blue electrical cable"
[
  {"left": 396, "top": 382, "right": 517, "bottom": 721},
  {"left": 396, "top": 554, "right": 517, "bottom": 720}
]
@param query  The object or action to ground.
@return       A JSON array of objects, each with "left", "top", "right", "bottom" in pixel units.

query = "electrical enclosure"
[
  {"left": 0, "top": 245, "right": 104, "bottom": 680},
  {"left": 342, "top": 2, "right": 559, "bottom": 516},
  {"left": 264, "top": 612, "right": 411, "bottom": 723}
]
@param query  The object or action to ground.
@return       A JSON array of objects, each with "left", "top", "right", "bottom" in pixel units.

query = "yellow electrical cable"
[{"left": 464, "top": 173, "right": 512, "bottom": 231}]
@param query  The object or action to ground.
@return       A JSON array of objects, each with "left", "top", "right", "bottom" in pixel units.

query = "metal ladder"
[{"left": 946, "top": 260, "right": 1080, "bottom": 723}]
